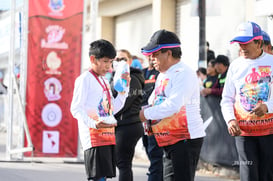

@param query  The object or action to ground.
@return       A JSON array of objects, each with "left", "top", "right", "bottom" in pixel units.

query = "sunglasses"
[{"left": 115, "top": 57, "right": 128, "bottom": 62}]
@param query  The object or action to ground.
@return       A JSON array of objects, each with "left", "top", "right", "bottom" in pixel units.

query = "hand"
[
  {"left": 121, "top": 72, "right": 131, "bottom": 87},
  {"left": 250, "top": 103, "right": 268, "bottom": 117},
  {"left": 139, "top": 109, "right": 147, "bottom": 122},
  {"left": 95, "top": 120, "right": 117, "bottom": 129},
  {"left": 201, "top": 88, "right": 211, "bottom": 96},
  {"left": 228, "top": 119, "right": 241, "bottom": 136}
]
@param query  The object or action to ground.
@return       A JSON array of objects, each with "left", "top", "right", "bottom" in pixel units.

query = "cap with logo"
[
  {"left": 141, "top": 29, "right": 181, "bottom": 56},
  {"left": 230, "top": 21, "right": 262, "bottom": 44}
]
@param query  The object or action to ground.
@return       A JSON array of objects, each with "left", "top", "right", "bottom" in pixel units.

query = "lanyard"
[{"left": 90, "top": 70, "right": 111, "bottom": 110}]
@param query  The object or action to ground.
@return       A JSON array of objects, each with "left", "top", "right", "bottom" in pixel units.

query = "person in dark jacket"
[
  {"left": 201, "top": 55, "right": 229, "bottom": 99},
  {"left": 111, "top": 49, "right": 144, "bottom": 181},
  {"left": 141, "top": 55, "right": 163, "bottom": 181},
  {"left": 142, "top": 56, "right": 160, "bottom": 107},
  {"left": 201, "top": 59, "right": 219, "bottom": 97},
  {"left": 214, "top": 55, "right": 229, "bottom": 97}
]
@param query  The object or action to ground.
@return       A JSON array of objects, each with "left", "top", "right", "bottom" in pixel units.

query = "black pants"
[
  {"left": 143, "top": 135, "right": 164, "bottom": 181},
  {"left": 115, "top": 122, "right": 144, "bottom": 181},
  {"left": 163, "top": 138, "right": 204, "bottom": 181},
  {"left": 235, "top": 134, "right": 273, "bottom": 181}
]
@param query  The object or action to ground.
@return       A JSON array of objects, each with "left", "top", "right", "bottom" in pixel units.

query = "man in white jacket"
[
  {"left": 139, "top": 29, "right": 205, "bottom": 181},
  {"left": 221, "top": 21, "right": 273, "bottom": 181}
]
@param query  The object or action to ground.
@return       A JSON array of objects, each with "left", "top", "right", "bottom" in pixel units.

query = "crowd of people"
[{"left": 71, "top": 21, "right": 273, "bottom": 181}]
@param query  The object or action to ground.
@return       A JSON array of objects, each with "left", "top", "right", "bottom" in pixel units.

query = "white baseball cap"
[{"left": 230, "top": 21, "right": 263, "bottom": 44}]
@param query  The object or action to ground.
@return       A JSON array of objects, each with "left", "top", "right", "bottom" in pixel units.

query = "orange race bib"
[
  {"left": 234, "top": 101, "right": 273, "bottom": 136},
  {"left": 152, "top": 107, "right": 190, "bottom": 147},
  {"left": 89, "top": 127, "right": 115, "bottom": 147}
]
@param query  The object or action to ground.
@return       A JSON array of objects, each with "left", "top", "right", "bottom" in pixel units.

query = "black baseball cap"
[{"left": 141, "top": 29, "right": 181, "bottom": 56}]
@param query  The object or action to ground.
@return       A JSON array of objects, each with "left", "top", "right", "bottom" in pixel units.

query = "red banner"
[{"left": 25, "top": 0, "right": 83, "bottom": 157}]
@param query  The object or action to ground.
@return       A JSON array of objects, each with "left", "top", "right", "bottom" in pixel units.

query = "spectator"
[
  {"left": 141, "top": 55, "right": 162, "bottom": 181},
  {"left": 139, "top": 29, "right": 205, "bottom": 181},
  {"left": 221, "top": 21, "right": 273, "bottom": 181},
  {"left": 201, "top": 59, "right": 219, "bottom": 97},
  {"left": 70, "top": 39, "right": 129, "bottom": 181},
  {"left": 111, "top": 49, "right": 144, "bottom": 181},
  {"left": 212, "top": 55, "right": 229, "bottom": 98},
  {"left": 131, "top": 55, "right": 143, "bottom": 69},
  {"left": 196, "top": 67, "right": 207, "bottom": 85},
  {"left": 206, "top": 41, "right": 215, "bottom": 63},
  {"left": 262, "top": 30, "right": 273, "bottom": 55}
]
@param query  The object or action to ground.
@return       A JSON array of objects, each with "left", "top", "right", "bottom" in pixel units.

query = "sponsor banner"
[{"left": 25, "top": 0, "right": 83, "bottom": 157}]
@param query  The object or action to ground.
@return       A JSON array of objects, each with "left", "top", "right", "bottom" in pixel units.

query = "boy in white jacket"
[{"left": 70, "top": 39, "right": 129, "bottom": 181}]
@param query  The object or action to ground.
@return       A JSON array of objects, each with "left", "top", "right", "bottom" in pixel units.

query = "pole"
[
  {"left": 6, "top": 0, "right": 33, "bottom": 160},
  {"left": 18, "top": 0, "right": 29, "bottom": 159},
  {"left": 7, "top": 0, "right": 16, "bottom": 160},
  {"left": 198, "top": 0, "right": 206, "bottom": 68}
]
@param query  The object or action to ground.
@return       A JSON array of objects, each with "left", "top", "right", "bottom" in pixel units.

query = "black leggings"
[{"left": 115, "top": 122, "right": 144, "bottom": 181}]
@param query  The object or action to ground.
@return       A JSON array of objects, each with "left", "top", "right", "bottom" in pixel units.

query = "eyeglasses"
[{"left": 115, "top": 57, "right": 128, "bottom": 62}]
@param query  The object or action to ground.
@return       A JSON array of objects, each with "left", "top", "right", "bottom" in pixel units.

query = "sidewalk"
[{"left": 0, "top": 127, "right": 239, "bottom": 181}]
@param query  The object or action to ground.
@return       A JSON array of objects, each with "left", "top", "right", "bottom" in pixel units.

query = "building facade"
[
  {"left": 1, "top": 0, "right": 273, "bottom": 78},
  {"left": 83, "top": 0, "right": 273, "bottom": 71}
]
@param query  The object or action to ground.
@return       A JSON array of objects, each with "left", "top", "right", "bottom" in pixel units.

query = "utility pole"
[{"left": 198, "top": 0, "right": 206, "bottom": 67}]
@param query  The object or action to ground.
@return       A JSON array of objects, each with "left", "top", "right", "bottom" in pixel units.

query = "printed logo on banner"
[
  {"left": 42, "top": 103, "right": 62, "bottom": 127},
  {"left": 43, "top": 130, "right": 60, "bottom": 153},
  {"left": 48, "top": 0, "right": 65, "bottom": 16},
  {"left": 41, "top": 25, "right": 68, "bottom": 49},
  {"left": 44, "top": 77, "right": 62, "bottom": 101},
  {"left": 44, "top": 51, "right": 62, "bottom": 75}
]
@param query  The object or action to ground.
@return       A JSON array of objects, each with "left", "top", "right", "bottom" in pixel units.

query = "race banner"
[{"left": 25, "top": 0, "right": 83, "bottom": 157}]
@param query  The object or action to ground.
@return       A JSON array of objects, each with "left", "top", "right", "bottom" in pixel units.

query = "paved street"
[{"left": 0, "top": 160, "right": 239, "bottom": 181}]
